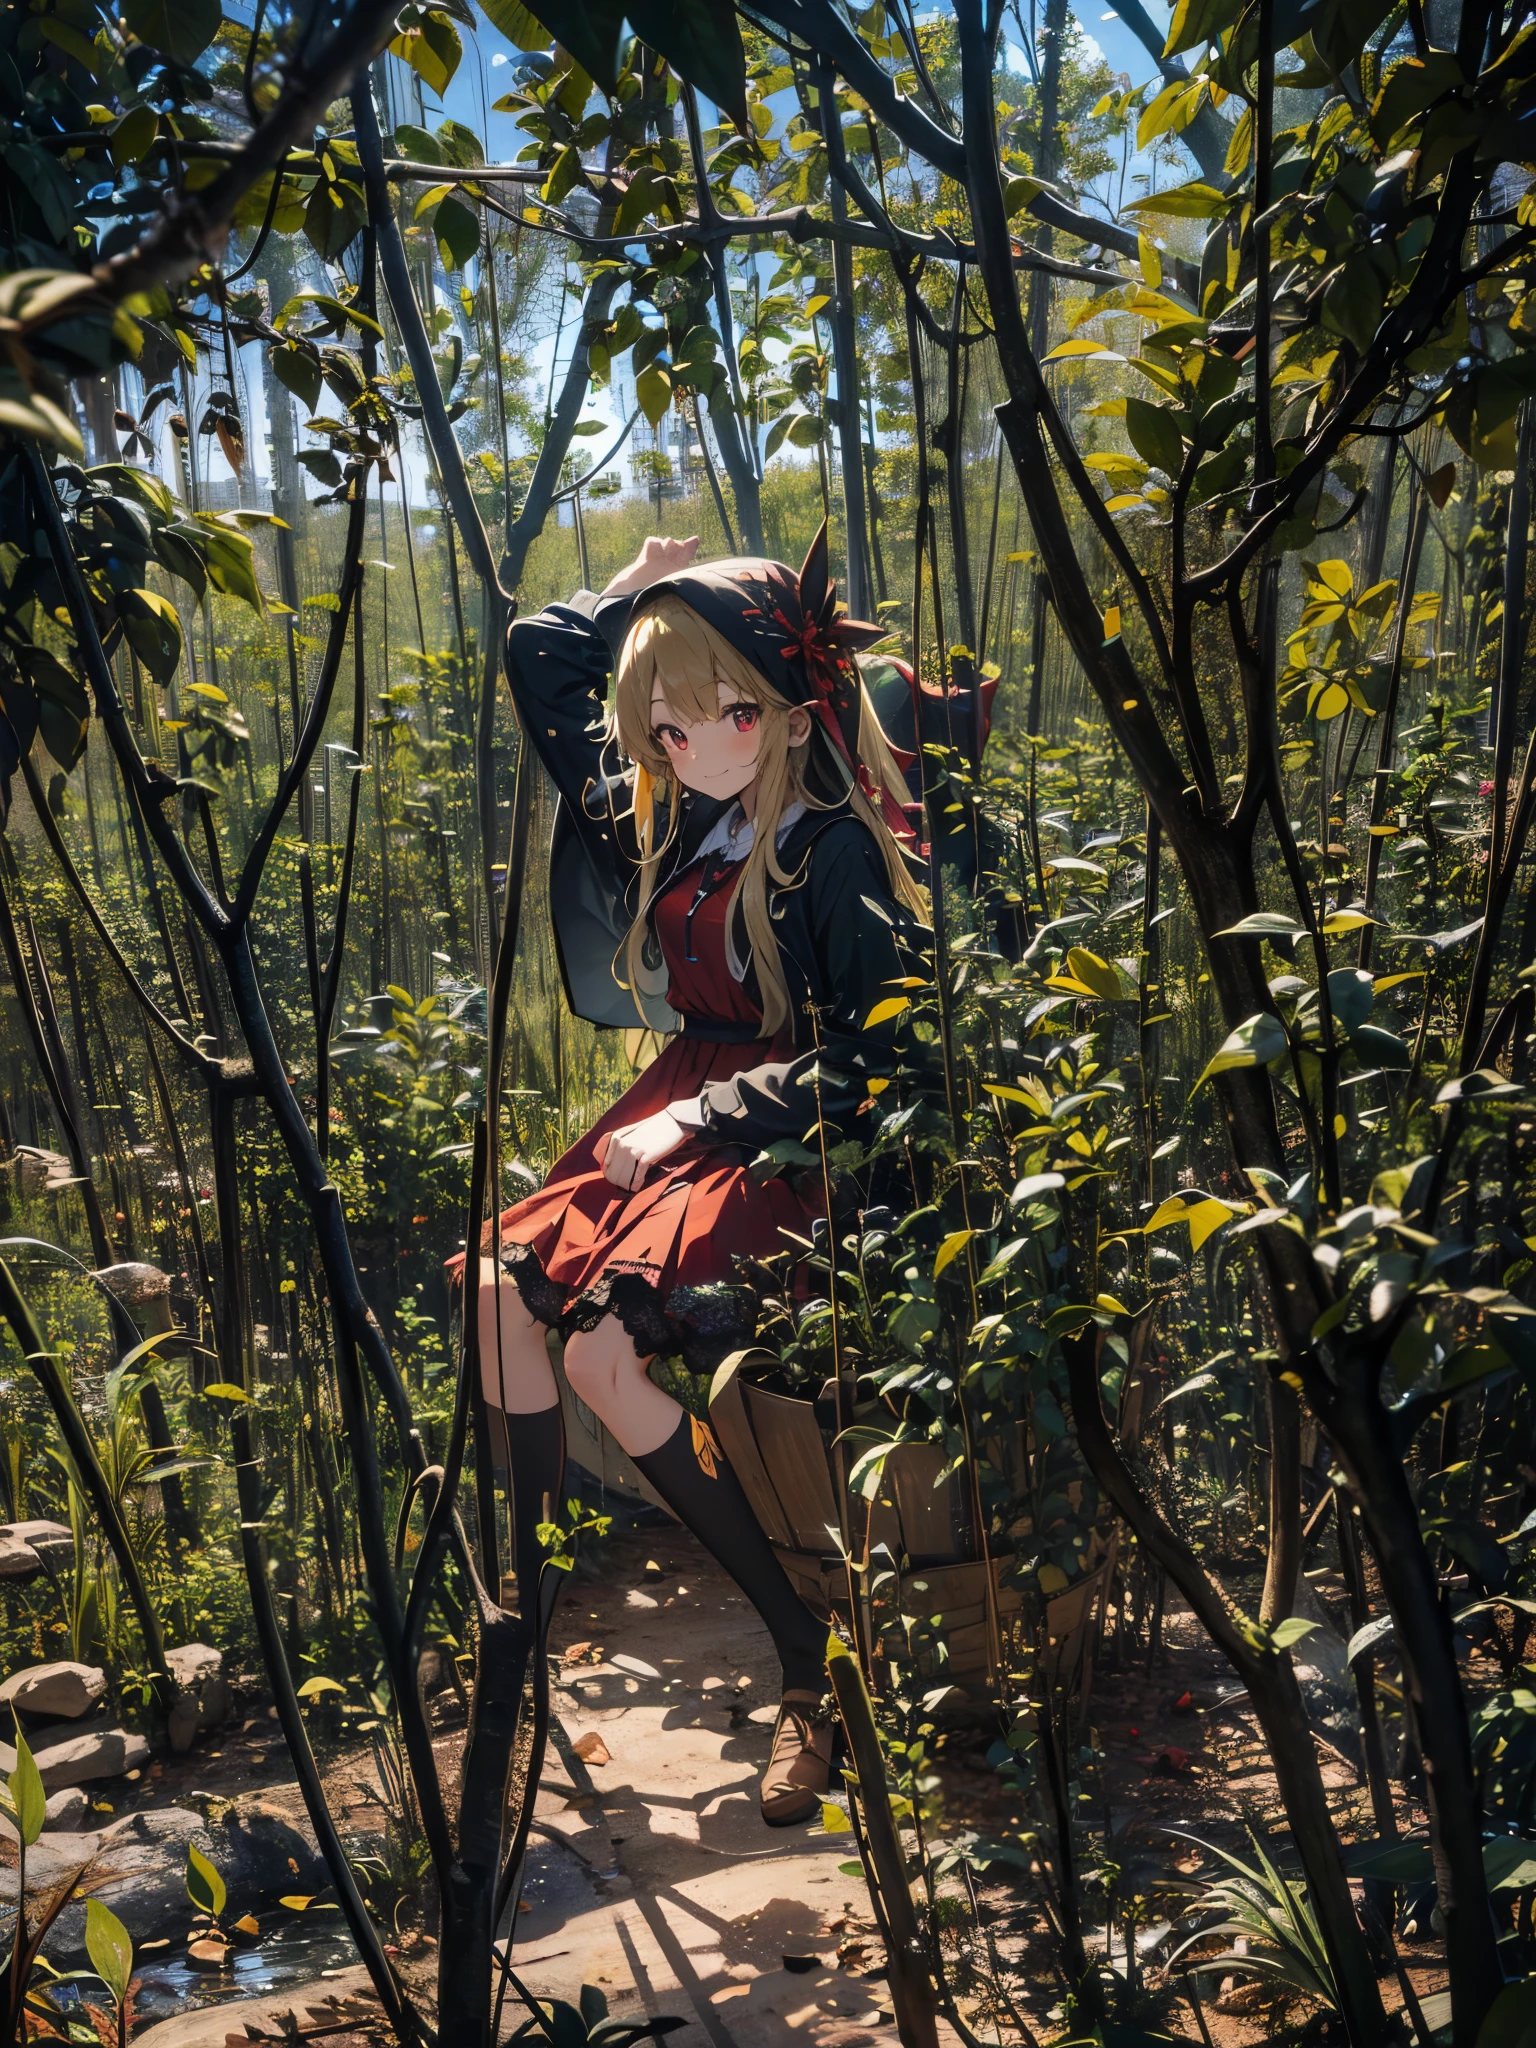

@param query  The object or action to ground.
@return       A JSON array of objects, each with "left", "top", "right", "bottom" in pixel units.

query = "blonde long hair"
[{"left": 613, "top": 593, "right": 925, "bottom": 1036}]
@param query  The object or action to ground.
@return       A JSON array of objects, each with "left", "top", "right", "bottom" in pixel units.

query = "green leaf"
[
  {"left": 541, "top": 144, "right": 582, "bottom": 208},
  {"left": 515, "top": 0, "right": 625, "bottom": 89},
  {"left": 109, "top": 104, "right": 159, "bottom": 170},
  {"left": 1270, "top": 1616, "right": 1319, "bottom": 1651},
  {"left": 186, "top": 1841, "right": 227, "bottom": 1920},
  {"left": 390, "top": 9, "right": 463, "bottom": 95},
  {"left": 119, "top": 587, "right": 183, "bottom": 685},
  {"left": 475, "top": 0, "right": 552, "bottom": 47},
  {"left": 1122, "top": 178, "right": 1228, "bottom": 220},
  {"left": 303, "top": 176, "right": 367, "bottom": 262},
  {"left": 392, "top": 122, "right": 446, "bottom": 166},
  {"left": 628, "top": 0, "right": 749, "bottom": 127},
  {"left": 1349, "top": 1023, "right": 1411, "bottom": 1071},
  {"left": 433, "top": 195, "right": 482, "bottom": 272},
  {"left": 1193, "top": 1013, "right": 1289, "bottom": 1090},
  {"left": 1162, "top": 0, "right": 1233, "bottom": 62},
  {"left": 85, "top": 1899, "right": 134, "bottom": 2006},
  {"left": 8, "top": 1729, "right": 45, "bottom": 1848},
  {"left": 1474, "top": 1972, "right": 1536, "bottom": 2046},
  {"left": 121, "top": 0, "right": 221, "bottom": 65},
  {"left": 191, "top": 516, "right": 263, "bottom": 611},
  {"left": 269, "top": 343, "right": 322, "bottom": 417},
  {"left": 1124, "top": 397, "right": 1184, "bottom": 475},
  {"left": 635, "top": 361, "right": 672, "bottom": 428}
]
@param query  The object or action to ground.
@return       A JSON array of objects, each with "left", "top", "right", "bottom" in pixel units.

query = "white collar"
[{"left": 693, "top": 799, "right": 806, "bottom": 866}]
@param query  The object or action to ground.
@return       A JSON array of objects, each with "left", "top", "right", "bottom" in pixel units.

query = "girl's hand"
[
  {"left": 600, "top": 534, "right": 700, "bottom": 600},
  {"left": 598, "top": 1109, "right": 688, "bottom": 1190}
]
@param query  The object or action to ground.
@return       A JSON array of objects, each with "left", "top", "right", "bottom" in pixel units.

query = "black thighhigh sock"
[
  {"left": 633, "top": 1411, "right": 827, "bottom": 1692},
  {"left": 501, "top": 1403, "right": 565, "bottom": 1620}
]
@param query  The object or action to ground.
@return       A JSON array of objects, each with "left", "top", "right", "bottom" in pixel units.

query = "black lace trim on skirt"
[{"left": 499, "top": 1242, "right": 756, "bottom": 1376}]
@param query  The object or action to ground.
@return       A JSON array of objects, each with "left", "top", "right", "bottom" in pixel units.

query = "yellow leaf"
[
  {"left": 821, "top": 1802, "right": 852, "bottom": 1833},
  {"left": 1102, "top": 605, "right": 1122, "bottom": 641},
  {"left": 864, "top": 995, "right": 911, "bottom": 1028},
  {"left": 1042, "top": 339, "right": 1126, "bottom": 363},
  {"left": 1187, "top": 1198, "right": 1236, "bottom": 1251},
  {"left": 1038, "top": 1563, "right": 1069, "bottom": 1594},
  {"left": 865, "top": 1076, "right": 890, "bottom": 1095},
  {"left": 983, "top": 1084, "right": 1035, "bottom": 1104},
  {"left": 1065, "top": 947, "right": 1130, "bottom": 1000},
  {"left": 1096, "top": 1293, "right": 1129, "bottom": 1314},
  {"left": 1314, "top": 682, "right": 1349, "bottom": 720},
  {"left": 933, "top": 1229, "right": 976, "bottom": 1278},
  {"left": 279, "top": 1896, "right": 314, "bottom": 1911},
  {"left": 1321, "top": 909, "right": 1376, "bottom": 934},
  {"left": 1333, "top": 1114, "right": 1347, "bottom": 1138}
]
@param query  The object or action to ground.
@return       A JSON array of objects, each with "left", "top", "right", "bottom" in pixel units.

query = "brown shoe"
[{"left": 760, "top": 1689, "right": 836, "bottom": 1827}]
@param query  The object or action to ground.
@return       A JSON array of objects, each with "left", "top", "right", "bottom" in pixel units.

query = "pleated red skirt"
[{"left": 483, "top": 849, "right": 822, "bottom": 1369}]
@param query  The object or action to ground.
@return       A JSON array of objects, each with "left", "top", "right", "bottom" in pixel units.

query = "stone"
[
  {"left": 43, "top": 1787, "right": 89, "bottom": 1830},
  {"left": 211, "top": 1799, "right": 324, "bottom": 1899},
  {"left": 0, "top": 1531, "right": 39, "bottom": 1580},
  {"left": 4, "top": 1521, "right": 74, "bottom": 1567},
  {"left": 128, "top": 1966, "right": 375, "bottom": 2048},
  {"left": 0, "top": 1726, "right": 150, "bottom": 1790},
  {"left": 0, "top": 1661, "right": 106, "bottom": 1721},
  {"left": 0, "top": 1807, "right": 208, "bottom": 1956},
  {"left": 165, "top": 1643, "right": 230, "bottom": 1731},
  {"left": 167, "top": 1696, "right": 200, "bottom": 1756},
  {"left": 92, "top": 1262, "right": 170, "bottom": 1307}
]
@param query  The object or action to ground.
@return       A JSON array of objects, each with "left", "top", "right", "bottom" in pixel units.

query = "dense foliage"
[{"left": 1, "top": 0, "right": 1536, "bottom": 2044}]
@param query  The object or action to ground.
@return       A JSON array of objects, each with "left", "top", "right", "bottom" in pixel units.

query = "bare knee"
[
  {"left": 477, "top": 1261, "right": 552, "bottom": 1409},
  {"left": 563, "top": 1315, "right": 647, "bottom": 1423}
]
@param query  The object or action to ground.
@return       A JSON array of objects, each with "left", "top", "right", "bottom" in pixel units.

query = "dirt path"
[{"left": 512, "top": 1522, "right": 962, "bottom": 2045}]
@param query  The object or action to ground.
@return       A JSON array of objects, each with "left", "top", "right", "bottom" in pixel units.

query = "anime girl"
[{"left": 466, "top": 524, "right": 928, "bottom": 1826}]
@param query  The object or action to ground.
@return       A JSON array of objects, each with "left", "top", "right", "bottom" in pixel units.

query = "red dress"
[{"left": 490, "top": 850, "right": 822, "bottom": 1370}]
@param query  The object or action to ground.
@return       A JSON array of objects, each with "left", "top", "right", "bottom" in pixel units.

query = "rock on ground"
[
  {"left": 0, "top": 1795, "right": 327, "bottom": 1962},
  {"left": 43, "top": 1787, "right": 89, "bottom": 1830},
  {"left": 130, "top": 1966, "right": 376, "bottom": 2047},
  {"left": 4, "top": 1521, "right": 73, "bottom": 1565},
  {"left": 0, "top": 1661, "right": 106, "bottom": 1720},
  {"left": 0, "top": 1807, "right": 212, "bottom": 1955},
  {"left": 0, "top": 1725, "right": 149, "bottom": 1790},
  {"left": 165, "top": 1642, "right": 231, "bottom": 1735},
  {"left": 0, "top": 1531, "right": 41, "bottom": 1581}
]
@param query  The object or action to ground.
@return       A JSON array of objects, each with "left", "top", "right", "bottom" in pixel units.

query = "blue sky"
[{"left": 217, "top": 6, "right": 1177, "bottom": 505}]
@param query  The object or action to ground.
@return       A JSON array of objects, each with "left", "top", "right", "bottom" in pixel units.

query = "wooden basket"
[{"left": 708, "top": 1351, "right": 1050, "bottom": 1697}]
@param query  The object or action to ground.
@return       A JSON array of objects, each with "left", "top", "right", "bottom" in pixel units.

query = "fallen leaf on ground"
[
  {"left": 571, "top": 1731, "right": 612, "bottom": 1765},
  {"left": 1140, "top": 1745, "right": 1191, "bottom": 1776}
]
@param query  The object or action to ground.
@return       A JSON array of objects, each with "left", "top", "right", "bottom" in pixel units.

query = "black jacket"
[{"left": 504, "top": 593, "right": 930, "bottom": 1154}]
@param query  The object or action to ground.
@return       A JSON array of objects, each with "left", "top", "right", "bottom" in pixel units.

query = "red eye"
[
  {"left": 656, "top": 725, "right": 687, "bottom": 752},
  {"left": 730, "top": 705, "right": 760, "bottom": 732}
]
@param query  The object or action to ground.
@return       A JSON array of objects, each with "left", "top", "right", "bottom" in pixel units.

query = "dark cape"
[{"left": 503, "top": 591, "right": 929, "bottom": 1152}]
